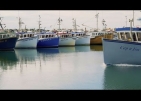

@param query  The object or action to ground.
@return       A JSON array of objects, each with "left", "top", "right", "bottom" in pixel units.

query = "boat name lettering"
[{"left": 120, "top": 46, "right": 139, "bottom": 51}]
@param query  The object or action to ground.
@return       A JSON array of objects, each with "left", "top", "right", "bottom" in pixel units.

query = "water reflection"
[
  {"left": 75, "top": 46, "right": 90, "bottom": 52},
  {"left": 104, "top": 65, "right": 141, "bottom": 90},
  {"left": 90, "top": 45, "right": 103, "bottom": 51},
  {"left": 14, "top": 49, "right": 38, "bottom": 64},
  {"left": 59, "top": 47, "right": 75, "bottom": 53},
  {"left": 0, "top": 50, "right": 18, "bottom": 70},
  {"left": 37, "top": 48, "right": 59, "bottom": 54},
  {"left": 37, "top": 48, "right": 60, "bottom": 68}
]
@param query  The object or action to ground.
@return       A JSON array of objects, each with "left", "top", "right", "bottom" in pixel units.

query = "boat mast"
[
  {"left": 58, "top": 17, "right": 62, "bottom": 31},
  {"left": 125, "top": 16, "right": 127, "bottom": 27},
  {"left": 72, "top": 18, "right": 77, "bottom": 32},
  {"left": 38, "top": 15, "right": 41, "bottom": 33},
  {"left": 95, "top": 13, "right": 99, "bottom": 31},
  {"left": 18, "top": 17, "right": 24, "bottom": 32},
  {"left": 0, "top": 17, "right": 5, "bottom": 30},
  {"left": 133, "top": 10, "right": 134, "bottom": 26},
  {"left": 129, "top": 19, "right": 133, "bottom": 41}
]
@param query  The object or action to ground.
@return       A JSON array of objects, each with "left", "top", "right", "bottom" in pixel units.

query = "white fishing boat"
[
  {"left": 71, "top": 18, "right": 90, "bottom": 45},
  {"left": 57, "top": 31, "right": 75, "bottom": 46},
  {"left": 15, "top": 32, "right": 38, "bottom": 49},
  {"left": 15, "top": 17, "right": 38, "bottom": 49},
  {"left": 56, "top": 17, "right": 75, "bottom": 46},
  {"left": 102, "top": 23, "right": 141, "bottom": 65}
]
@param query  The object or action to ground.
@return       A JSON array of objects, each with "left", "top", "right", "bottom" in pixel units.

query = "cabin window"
[
  {"left": 46, "top": 35, "right": 48, "bottom": 38},
  {"left": 132, "top": 33, "right": 136, "bottom": 41},
  {"left": 24, "top": 35, "right": 26, "bottom": 37},
  {"left": 125, "top": 32, "right": 131, "bottom": 41},
  {"left": 120, "top": 33, "right": 125, "bottom": 40},
  {"left": 137, "top": 32, "right": 141, "bottom": 41},
  {"left": 0, "top": 35, "right": 2, "bottom": 39},
  {"left": 20, "top": 35, "right": 23, "bottom": 38},
  {"left": 41, "top": 35, "right": 43, "bottom": 38}
]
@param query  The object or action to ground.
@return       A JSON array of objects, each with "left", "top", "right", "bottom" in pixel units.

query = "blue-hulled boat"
[
  {"left": 0, "top": 32, "right": 18, "bottom": 50},
  {"left": 0, "top": 17, "right": 18, "bottom": 50},
  {"left": 36, "top": 32, "right": 59, "bottom": 48}
]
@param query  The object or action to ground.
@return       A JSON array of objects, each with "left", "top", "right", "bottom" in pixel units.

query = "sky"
[{"left": 0, "top": 10, "right": 141, "bottom": 30}]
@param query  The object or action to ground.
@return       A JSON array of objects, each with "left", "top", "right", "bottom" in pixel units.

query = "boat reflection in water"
[
  {"left": 14, "top": 49, "right": 38, "bottom": 65},
  {"left": 37, "top": 48, "right": 59, "bottom": 54},
  {"left": 104, "top": 65, "right": 141, "bottom": 90},
  {"left": 59, "top": 47, "right": 75, "bottom": 53},
  {"left": 90, "top": 45, "right": 103, "bottom": 51},
  {"left": 75, "top": 46, "right": 90, "bottom": 52},
  {"left": 37, "top": 48, "right": 60, "bottom": 68},
  {"left": 0, "top": 50, "right": 18, "bottom": 70}
]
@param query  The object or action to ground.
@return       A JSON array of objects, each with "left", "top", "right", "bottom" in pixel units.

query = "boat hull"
[
  {"left": 15, "top": 36, "right": 38, "bottom": 49},
  {"left": 59, "top": 37, "right": 75, "bottom": 46},
  {"left": 90, "top": 34, "right": 113, "bottom": 45},
  {"left": 0, "top": 37, "right": 18, "bottom": 50},
  {"left": 103, "top": 38, "right": 141, "bottom": 65},
  {"left": 37, "top": 37, "right": 59, "bottom": 48},
  {"left": 75, "top": 35, "right": 90, "bottom": 45}
]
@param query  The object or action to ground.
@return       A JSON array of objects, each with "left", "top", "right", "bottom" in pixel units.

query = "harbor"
[{"left": 1, "top": 10, "right": 141, "bottom": 90}]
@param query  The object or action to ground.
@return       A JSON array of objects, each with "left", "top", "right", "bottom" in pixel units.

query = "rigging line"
[{"left": 82, "top": 16, "right": 96, "bottom": 24}]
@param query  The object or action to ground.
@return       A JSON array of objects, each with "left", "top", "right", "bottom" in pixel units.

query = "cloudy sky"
[{"left": 0, "top": 10, "right": 141, "bottom": 30}]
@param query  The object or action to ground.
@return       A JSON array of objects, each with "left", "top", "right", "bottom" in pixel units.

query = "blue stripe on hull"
[
  {"left": 0, "top": 37, "right": 18, "bottom": 50},
  {"left": 37, "top": 37, "right": 59, "bottom": 48}
]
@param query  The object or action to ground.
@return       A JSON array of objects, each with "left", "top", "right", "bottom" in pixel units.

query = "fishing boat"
[
  {"left": 56, "top": 18, "right": 75, "bottom": 47},
  {"left": 88, "top": 29, "right": 114, "bottom": 45},
  {"left": 0, "top": 17, "right": 18, "bottom": 50},
  {"left": 15, "top": 17, "right": 38, "bottom": 49},
  {"left": 15, "top": 32, "right": 38, "bottom": 49},
  {"left": 86, "top": 18, "right": 114, "bottom": 45},
  {"left": 36, "top": 16, "right": 59, "bottom": 48},
  {"left": 71, "top": 18, "right": 90, "bottom": 46},
  {"left": 57, "top": 31, "right": 76, "bottom": 46},
  {"left": 102, "top": 19, "right": 141, "bottom": 65},
  {"left": 37, "top": 32, "right": 59, "bottom": 48},
  {"left": 82, "top": 14, "right": 114, "bottom": 45}
]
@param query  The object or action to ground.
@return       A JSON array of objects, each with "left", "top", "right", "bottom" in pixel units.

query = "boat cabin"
[
  {"left": 0, "top": 33, "right": 17, "bottom": 39},
  {"left": 71, "top": 32, "right": 86, "bottom": 37},
  {"left": 115, "top": 27, "right": 141, "bottom": 41},
  {"left": 91, "top": 31, "right": 113, "bottom": 38},
  {"left": 38, "top": 34, "right": 57, "bottom": 39},
  {"left": 17, "top": 33, "right": 36, "bottom": 39}
]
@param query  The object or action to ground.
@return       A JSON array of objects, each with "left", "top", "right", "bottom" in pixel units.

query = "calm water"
[{"left": 0, "top": 45, "right": 141, "bottom": 90}]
